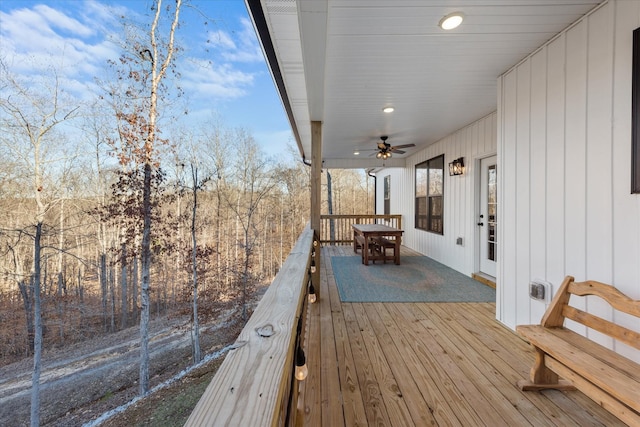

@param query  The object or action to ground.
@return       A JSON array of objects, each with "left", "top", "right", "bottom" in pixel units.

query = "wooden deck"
[{"left": 297, "top": 245, "right": 625, "bottom": 426}]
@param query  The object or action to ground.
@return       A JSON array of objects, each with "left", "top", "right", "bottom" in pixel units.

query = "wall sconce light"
[
  {"left": 295, "top": 346, "right": 308, "bottom": 381},
  {"left": 449, "top": 157, "right": 465, "bottom": 176},
  {"left": 308, "top": 282, "right": 317, "bottom": 304}
]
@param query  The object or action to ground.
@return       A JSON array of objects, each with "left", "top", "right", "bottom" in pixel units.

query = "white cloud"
[
  {"left": 207, "top": 29, "right": 236, "bottom": 51},
  {"left": 176, "top": 13, "right": 265, "bottom": 102},
  {"left": 34, "top": 4, "right": 95, "bottom": 37},
  {"left": 82, "top": 0, "right": 127, "bottom": 26},
  {"left": 0, "top": 1, "right": 121, "bottom": 100},
  {"left": 202, "top": 17, "right": 263, "bottom": 63},
  {"left": 180, "top": 58, "right": 254, "bottom": 99},
  {"left": 234, "top": 17, "right": 264, "bottom": 62}
]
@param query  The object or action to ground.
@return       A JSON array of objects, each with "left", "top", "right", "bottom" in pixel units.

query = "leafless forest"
[{"left": 0, "top": 134, "right": 374, "bottom": 367}]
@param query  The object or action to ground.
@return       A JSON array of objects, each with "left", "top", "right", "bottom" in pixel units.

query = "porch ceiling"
[{"left": 247, "top": 0, "right": 603, "bottom": 168}]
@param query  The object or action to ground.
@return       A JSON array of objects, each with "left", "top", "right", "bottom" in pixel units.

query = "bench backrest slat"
[
  {"left": 562, "top": 305, "right": 640, "bottom": 350},
  {"left": 569, "top": 281, "right": 640, "bottom": 317},
  {"left": 541, "top": 276, "right": 640, "bottom": 350}
]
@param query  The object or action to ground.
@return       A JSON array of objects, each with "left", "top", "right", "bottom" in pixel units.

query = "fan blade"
[
  {"left": 377, "top": 142, "right": 386, "bottom": 149},
  {"left": 391, "top": 143, "right": 415, "bottom": 149},
  {"left": 390, "top": 149, "right": 405, "bottom": 154}
]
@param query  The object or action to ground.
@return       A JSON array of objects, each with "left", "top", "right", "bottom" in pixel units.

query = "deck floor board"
[{"left": 296, "top": 246, "right": 624, "bottom": 426}]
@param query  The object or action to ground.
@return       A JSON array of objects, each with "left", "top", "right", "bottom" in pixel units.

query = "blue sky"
[{"left": 0, "top": 0, "right": 294, "bottom": 156}]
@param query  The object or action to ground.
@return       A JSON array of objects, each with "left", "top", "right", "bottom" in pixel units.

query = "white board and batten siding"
[
  {"left": 498, "top": 0, "right": 640, "bottom": 362},
  {"left": 378, "top": 0, "right": 639, "bottom": 363},
  {"left": 376, "top": 112, "right": 497, "bottom": 277}
]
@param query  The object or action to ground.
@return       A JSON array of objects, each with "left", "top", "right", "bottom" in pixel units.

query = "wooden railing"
[
  {"left": 185, "top": 227, "right": 315, "bottom": 426},
  {"left": 320, "top": 214, "right": 403, "bottom": 244}
]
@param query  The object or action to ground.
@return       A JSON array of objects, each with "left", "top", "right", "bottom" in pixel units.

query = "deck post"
[{"left": 310, "top": 120, "right": 322, "bottom": 299}]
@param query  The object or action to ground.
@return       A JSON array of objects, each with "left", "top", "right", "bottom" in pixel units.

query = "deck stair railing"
[{"left": 320, "top": 214, "right": 402, "bottom": 245}]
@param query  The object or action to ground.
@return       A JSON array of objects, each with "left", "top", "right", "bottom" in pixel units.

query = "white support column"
[{"left": 310, "top": 121, "right": 322, "bottom": 298}]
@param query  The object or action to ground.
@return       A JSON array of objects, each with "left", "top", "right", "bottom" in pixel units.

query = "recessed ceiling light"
[
  {"left": 353, "top": 150, "right": 360, "bottom": 155},
  {"left": 382, "top": 106, "right": 394, "bottom": 113},
  {"left": 439, "top": 12, "right": 464, "bottom": 30}
]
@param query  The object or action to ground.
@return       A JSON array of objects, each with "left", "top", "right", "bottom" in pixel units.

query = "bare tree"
[
  {"left": 202, "top": 120, "right": 232, "bottom": 295},
  {"left": 0, "top": 59, "right": 80, "bottom": 426},
  {"left": 100, "top": 0, "right": 183, "bottom": 395},
  {"left": 187, "top": 163, "right": 210, "bottom": 363},
  {"left": 225, "top": 129, "right": 276, "bottom": 320}
]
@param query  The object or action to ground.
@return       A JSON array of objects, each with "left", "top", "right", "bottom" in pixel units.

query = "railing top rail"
[
  {"left": 319, "top": 215, "right": 402, "bottom": 244},
  {"left": 186, "top": 227, "right": 313, "bottom": 426}
]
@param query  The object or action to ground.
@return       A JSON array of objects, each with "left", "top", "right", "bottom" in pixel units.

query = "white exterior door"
[{"left": 478, "top": 156, "right": 497, "bottom": 277}]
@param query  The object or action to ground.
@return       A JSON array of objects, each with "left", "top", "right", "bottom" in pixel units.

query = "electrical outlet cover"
[{"left": 529, "top": 280, "right": 552, "bottom": 302}]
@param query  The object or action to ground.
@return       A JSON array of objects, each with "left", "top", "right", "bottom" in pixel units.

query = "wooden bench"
[
  {"left": 516, "top": 276, "right": 640, "bottom": 426},
  {"left": 373, "top": 237, "right": 398, "bottom": 264},
  {"left": 353, "top": 234, "right": 376, "bottom": 263}
]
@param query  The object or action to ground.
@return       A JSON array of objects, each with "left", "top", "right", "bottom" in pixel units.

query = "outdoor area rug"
[{"left": 331, "top": 256, "right": 495, "bottom": 303}]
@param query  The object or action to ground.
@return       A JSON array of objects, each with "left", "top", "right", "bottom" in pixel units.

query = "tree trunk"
[
  {"left": 56, "top": 198, "right": 65, "bottom": 342},
  {"left": 30, "top": 222, "right": 43, "bottom": 427},
  {"left": 242, "top": 226, "right": 250, "bottom": 321},
  {"left": 139, "top": 162, "right": 152, "bottom": 395},
  {"left": 175, "top": 184, "right": 182, "bottom": 310},
  {"left": 18, "top": 280, "right": 34, "bottom": 354},
  {"left": 100, "top": 253, "right": 107, "bottom": 331},
  {"left": 216, "top": 183, "right": 222, "bottom": 293},
  {"left": 280, "top": 197, "right": 284, "bottom": 268},
  {"left": 132, "top": 255, "right": 139, "bottom": 324},
  {"left": 57, "top": 272, "right": 64, "bottom": 341},
  {"left": 120, "top": 243, "right": 128, "bottom": 329},
  {"left": 109, "top": 266, "right": 115, "bottom": 332},
  {"left": 327, "top": 171, "right": 335, "bottom": 242},
  {"left": 190, "top": 165, "right": 201, "bottom": 364},
  {"left": 137, "top": 0, "right": 181, "bottom": 395}
]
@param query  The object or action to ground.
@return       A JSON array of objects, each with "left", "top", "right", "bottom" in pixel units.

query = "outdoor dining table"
[{"left": 351, "top": 223, "right": 404, "bottom": 265}]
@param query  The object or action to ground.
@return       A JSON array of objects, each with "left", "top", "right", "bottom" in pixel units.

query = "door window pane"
[{"left": 487, "top": 165, "right": 497, "bottom": 261}]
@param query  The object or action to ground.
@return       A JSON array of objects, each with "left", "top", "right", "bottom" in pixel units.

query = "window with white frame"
[{"left": 415, "top": 155, "right": 444, "bottom": 234}]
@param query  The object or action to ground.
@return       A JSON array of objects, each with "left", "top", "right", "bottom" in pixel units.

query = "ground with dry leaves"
[{"left": 0, "top": 305, "right": 251, "bottom": 426}]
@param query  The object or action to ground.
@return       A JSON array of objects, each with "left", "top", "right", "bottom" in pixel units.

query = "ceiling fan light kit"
[{"left": 367, "top": 135, "right": 415, "bottom": 160}]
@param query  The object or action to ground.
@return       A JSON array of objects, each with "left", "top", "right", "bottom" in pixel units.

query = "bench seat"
[
  {"left": 353, "top": 234, "right": 377, "bottom": 264},
  {"left": 373, "top": 237, "right": 398, "bottom": 264},
  {"left": 517, "top": 325, "right": 640, "bottom": 419},
  {"left": 354, "top": 234, "right": 375, "bottom": 252},
  {"left": 374, "top": 237, "right": 395, "bottom": 247}
]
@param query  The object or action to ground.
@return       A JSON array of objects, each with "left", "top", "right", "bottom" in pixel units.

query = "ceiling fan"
[{"left": 372, "top": 136, "right": 415, "bottom": 160}]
